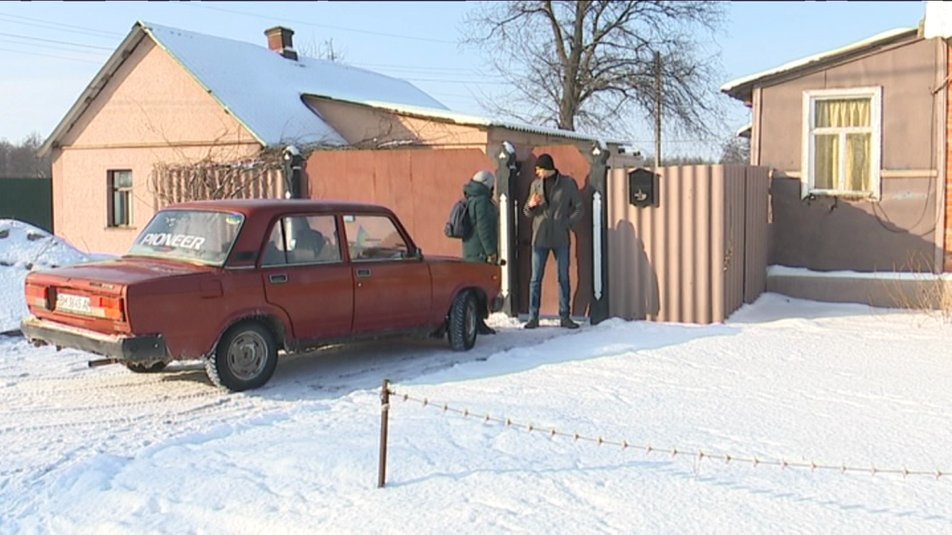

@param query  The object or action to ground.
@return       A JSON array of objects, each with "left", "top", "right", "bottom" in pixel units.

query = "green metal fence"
[{"left": 0, "top": 178, "right": 52, "bottom": 232}]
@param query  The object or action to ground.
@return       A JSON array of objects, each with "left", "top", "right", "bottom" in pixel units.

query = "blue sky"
[{"left": 0, "top": 1, "right": 929, "bottom": 158}]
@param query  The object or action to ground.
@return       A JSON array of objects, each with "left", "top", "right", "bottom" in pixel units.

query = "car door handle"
[
  {"left": 355, "top": 268, "right": 372, "bottom": 278},
  {"left": 269, "top": 273, "right": 288, "bottom": 284}
]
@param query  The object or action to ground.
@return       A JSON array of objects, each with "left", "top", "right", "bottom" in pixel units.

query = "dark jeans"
[{"left": 528, "top": 244, "right": 570, "bottom": 319}]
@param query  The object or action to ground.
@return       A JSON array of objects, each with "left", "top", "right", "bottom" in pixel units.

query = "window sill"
[
  {"left": 105, "top": 226, "right": 137, "bottom": 231},
  {"left": 803, "top": 191, "right": 877, "bottom": 201}
]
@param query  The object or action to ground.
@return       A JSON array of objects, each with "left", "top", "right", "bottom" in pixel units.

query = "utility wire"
[
  {"left": 350, "top": 62, "right": 497, "bottom": 75},
  {"left": 0, "top": 31, "right": 114, "bottom": 50},
  {"left": 0, "top": 46, "right": 103, "bottom": 64},
  {"left": 190, "top": 4, "right": 458, "bottom": 45},
  {"left": 0, "top": 13, "right": 122, "bottom": 39}
]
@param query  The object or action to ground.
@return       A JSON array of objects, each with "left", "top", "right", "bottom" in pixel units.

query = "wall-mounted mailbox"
[{"left": 628, "top": 168, "right": 658, "bottom": 207}]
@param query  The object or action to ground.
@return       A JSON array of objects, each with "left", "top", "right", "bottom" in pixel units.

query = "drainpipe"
[{"left": 938, "top": 39, "right": 949, "bottom": 273}]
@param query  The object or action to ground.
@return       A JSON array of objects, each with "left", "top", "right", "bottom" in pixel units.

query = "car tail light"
[
  {"left": 90, "top": 295, "right": 126, "bottom": 322},
  {"left": 25, "top": 284, "right": 51, "bottom": 310}
]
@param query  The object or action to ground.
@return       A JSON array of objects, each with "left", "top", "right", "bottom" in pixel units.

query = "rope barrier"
[{"left": 388, "top": 387, "right": 947, "bottom": 481}]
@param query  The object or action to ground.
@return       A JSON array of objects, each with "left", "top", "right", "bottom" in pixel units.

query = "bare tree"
[
  {"left": 0, "top": 133, "right": 51, "bottom": 178},
  {"left": 298, "top": 38, "right": 347, "bottom": 62},
  {"left": 719, "top": 136, "right": 750, "bottom": 164},
  {"left": 464, "top": 1, "right": 726, "bottom": 139}
]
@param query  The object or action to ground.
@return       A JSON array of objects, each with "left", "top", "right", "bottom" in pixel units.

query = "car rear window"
[{"left": 127, "top": 210, "right": 244, "bottom": 266}]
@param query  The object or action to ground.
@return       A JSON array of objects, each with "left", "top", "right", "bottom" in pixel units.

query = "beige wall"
[
  {"left": 305, "top": 98, "right": 489, "bottom": 150},
  {"left": 308, "top": 96, "right": 613, "bottom": 163},
  {"left": 52, "top": 38, "right": 260, "bottom": 255},
  {"left": 755, "top": 37, "right": 945, "bottom": 272}
]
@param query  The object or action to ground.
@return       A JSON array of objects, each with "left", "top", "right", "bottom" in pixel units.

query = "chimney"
[{"left": 264, "top": 26, "right": 298, "bottom": 60}]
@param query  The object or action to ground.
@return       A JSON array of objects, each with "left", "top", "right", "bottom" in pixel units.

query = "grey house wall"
[
  {"left": 607, "top": 165, "right": 769, "bottom": 324},
  {"left": 754, "top": 37, "right": 944, "bottom": 273}
]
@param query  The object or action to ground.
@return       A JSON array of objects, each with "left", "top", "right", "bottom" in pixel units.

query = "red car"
[{"left": 21, "top": 199, "right": 501, "bottom": 391}]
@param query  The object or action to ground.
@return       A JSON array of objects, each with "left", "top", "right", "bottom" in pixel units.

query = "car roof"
[{"left": 165, "top": 199, "right": 392, "bottom": 218}]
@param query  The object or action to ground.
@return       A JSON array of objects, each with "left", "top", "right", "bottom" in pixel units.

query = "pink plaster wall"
[{"left": 53, "top": 38, "right": 260, "bottom": 255}]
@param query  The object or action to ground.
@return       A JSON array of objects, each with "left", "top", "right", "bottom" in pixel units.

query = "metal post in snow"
[{"left": 378, "top": 378, "right": 391, "bottom": 488}]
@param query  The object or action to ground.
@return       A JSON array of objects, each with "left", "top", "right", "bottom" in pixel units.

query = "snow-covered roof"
[
  {"left": 721, "top": 28, "right": 918, "bottom": 101},
  {"left": 42, "top": 21, "right": 449, "bottom": 154},
  {"left": 41, "top": 20, "right": 621, "bottom": 156}
]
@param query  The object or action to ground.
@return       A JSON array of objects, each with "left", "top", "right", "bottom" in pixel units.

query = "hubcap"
[{"left": 227, "top": 331, "right": 268, "bottom": 381}]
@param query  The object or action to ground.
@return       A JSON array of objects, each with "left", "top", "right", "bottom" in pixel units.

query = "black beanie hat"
[{"left": 535, "top": 153, "right": 555, "bottom": 171}]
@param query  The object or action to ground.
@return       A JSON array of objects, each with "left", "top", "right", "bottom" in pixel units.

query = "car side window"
[
  {"left": 342, "top": 214, "right": 410, "bottom": 262},
  {"left": 261, "top": 215, "right": 342, "bottom": 266},
  {"left": 262, "top": 223, "right": 288, "bottom": 266},
  {"left": 304, "top": 215, "right": 341, "bottom": 263}
]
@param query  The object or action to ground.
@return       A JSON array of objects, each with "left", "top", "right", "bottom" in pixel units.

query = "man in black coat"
[{"left": 522, "top": 153, "right": 582, "bottom": 329}]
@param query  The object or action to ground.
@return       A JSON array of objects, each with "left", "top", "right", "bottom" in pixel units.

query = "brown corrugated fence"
[{"left": 607, "top": 165, "right": 769, "bottom": 324}]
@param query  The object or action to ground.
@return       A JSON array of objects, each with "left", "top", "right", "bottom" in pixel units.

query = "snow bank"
[{"left": 0, "top": 219, "right": 102, "bottom": 333}]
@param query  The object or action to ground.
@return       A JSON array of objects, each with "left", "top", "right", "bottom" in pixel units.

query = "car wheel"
[
  {"left": 124, "top": 361, "right": 168, "bottom": 373},
  {"left": 205, "top": 321, "right": 278, "bottom": 392},
  {"left": 447, "top": 291, "right": 478, "bottom": 351}
]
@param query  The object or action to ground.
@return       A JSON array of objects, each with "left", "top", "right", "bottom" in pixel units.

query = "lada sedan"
[{"left": 21, "top": 199, "right": 501, "bottom": 391}]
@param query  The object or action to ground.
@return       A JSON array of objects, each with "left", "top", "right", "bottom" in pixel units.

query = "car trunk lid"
[{"left": 25, "top": 257, "right": 212, "bottom": 334}]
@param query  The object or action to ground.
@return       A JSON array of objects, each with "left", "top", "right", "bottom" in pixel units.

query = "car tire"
[
  {"left": 205, "top": 321, "right": 278, "bottom": 392},
  {"left": 124, "top": 361, "right": 168, "bottom": 373},
  {"left": 447, "top": 291, "right": 478, "bottom": 351}
]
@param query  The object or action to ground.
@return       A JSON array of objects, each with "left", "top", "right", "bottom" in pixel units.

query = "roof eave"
[
  {"left": 719, "top": 27, "right": 919, "bottom": 103},
  {"left": 39, "top": 22, "right": 150, "bottom": 157},
  {"left": 305, "top": 94, "right": 623, "bottom": 146}
]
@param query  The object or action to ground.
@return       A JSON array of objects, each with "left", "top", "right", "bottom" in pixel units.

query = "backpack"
[{"left": 444, "top": 197, "right": 473, "bottom": 239}]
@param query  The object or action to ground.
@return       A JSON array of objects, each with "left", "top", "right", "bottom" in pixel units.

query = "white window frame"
[
  {"left": 801, "top": 87, "right": 882, "bottom": 200},
  {"left": 108, "top": 170, "right": 133, "bottom": 227}
]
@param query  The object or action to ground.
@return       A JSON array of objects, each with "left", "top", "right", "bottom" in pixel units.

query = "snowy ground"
[{"left": 1, "top": 219, "right": 951, "bottom": 533}]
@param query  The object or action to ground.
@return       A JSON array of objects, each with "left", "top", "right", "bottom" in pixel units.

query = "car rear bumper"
[{"left": 20, "top": 316, "right": 168, "bottom": 363}]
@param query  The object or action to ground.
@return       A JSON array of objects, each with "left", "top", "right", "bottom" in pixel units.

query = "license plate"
[{"left": 56, "top": 293, "right": 91, "bottom": 315}]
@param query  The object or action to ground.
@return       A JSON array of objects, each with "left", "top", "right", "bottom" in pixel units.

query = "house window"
[
  {"left": 801, "top": 87, "right": 882, "bottom": 199},
  {"left": 108, "top": 170, "right": 133, "bottom": 227}
]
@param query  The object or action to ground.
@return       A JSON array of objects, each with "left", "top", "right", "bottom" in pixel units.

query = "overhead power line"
[
  {"left": 0, "top": 45, "right": 103, "bottom": 64},
  {"left": 191, "top": 4, "right": 458, "bottom": 45},
  {"left": 0, "top": 31, "right": 114, "bottom": 50},
  {"left": 350, "top": 62, "right": 502, "bottom": 77},
  {"left": 0, "top": 12, "right": 122, "bottom": 39}
]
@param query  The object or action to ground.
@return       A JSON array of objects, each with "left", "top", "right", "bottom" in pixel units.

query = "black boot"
[
  {"left": 477, "top": 321, "right": 496, "bottom": 335},
  {"left": 523, "top": 317, "right": 539, "bottom": 329},
  {"left": 560, "top": 317, "right": 580, "bottom": 329}
]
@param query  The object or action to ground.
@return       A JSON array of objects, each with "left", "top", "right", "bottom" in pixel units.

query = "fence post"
[{"left": 378, "top": 378, "right": 391, "bottom": 488}]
